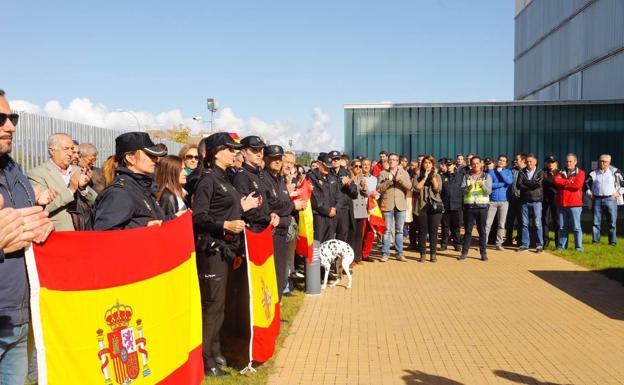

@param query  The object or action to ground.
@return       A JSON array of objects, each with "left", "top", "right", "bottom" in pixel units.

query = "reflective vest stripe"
[{"left": 463, "top": 179, "right": 490, "bottom": 205}]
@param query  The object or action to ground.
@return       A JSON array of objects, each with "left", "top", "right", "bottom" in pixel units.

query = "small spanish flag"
[
  {"left": 243, "top": 226, "right": 281, "bottom": 369},
  {"left": 26, "top": 213, "right": 203, "bottom": 385},
  {"left": 367, "top": 196, "right": 386, "bottom": 235},
  {"left": 293, "top": 179, "right": 314, "bottom": 264}
]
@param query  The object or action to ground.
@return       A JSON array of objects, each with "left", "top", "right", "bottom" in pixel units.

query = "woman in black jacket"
[
  {"left": 94, "top": 132, "right": 168, "bottom": 230},
  {"left": 156, "top": 155, "right": 188, "bottom": 217}
]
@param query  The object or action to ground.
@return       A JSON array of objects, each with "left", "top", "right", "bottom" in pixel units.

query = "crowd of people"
[{"left": 1, "top": 84, "right": 623, "bottom": 382}]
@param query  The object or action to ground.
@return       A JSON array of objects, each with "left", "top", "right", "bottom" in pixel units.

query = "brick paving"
[{"left": 269, "top": 246, "right": 624, "bottom": 385}]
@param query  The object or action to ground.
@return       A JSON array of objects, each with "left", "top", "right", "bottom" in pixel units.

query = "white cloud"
[{"left": 9, "top": 97, "right": 338, "bottom": 152}]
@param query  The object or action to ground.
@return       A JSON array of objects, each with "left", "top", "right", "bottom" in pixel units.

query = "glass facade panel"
[{"left": 345, "top": 102, "right": 624, "bottom": 170}]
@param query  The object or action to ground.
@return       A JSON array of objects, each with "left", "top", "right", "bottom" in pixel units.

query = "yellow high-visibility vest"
[{"left": 463, "top": 176, "right": 490, "bottom": 205}]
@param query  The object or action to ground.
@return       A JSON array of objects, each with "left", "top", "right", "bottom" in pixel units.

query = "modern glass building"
[{"left": 344, "top": 100, "right": 624, "bottom": 169}]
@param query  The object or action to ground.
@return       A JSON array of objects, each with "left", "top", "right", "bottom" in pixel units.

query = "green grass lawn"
[
  {"left": 202, "top": 288, "right": 305, "bottom": 385},
  {"left": 548, "top": 233, "right": 624, "bottom": 285}
]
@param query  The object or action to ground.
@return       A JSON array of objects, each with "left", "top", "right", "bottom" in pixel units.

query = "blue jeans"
[
  {"left": 559, "top": 206, "right": 583, "bottom": 250},
  {"left": 382, "top": 209, "right": 406, "bottom": 257},
  {"left": 521, "top": 202, "right": 543, "bottom": 248},
  {"left": 592, "top": 197, "right": 618, "bottom": 244},
  {"left": 0, "top": 323, "right": 29, "bottom": 385}
]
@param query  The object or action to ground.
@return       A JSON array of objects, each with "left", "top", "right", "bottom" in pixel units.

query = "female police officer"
[
  {"left": 94, "top": 132, "right": 168, "bottom": 230},
  {"left": 191, "top": 132, "right": 260, "bottom": 377},
  {"left": 262, "top": 145, "right": 306, "bottom": 300}
]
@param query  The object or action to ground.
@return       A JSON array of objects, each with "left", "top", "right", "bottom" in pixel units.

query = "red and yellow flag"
[
  {"left": 367, "top": 196, "right": 386, "bottom": 235},
  {"left": 244, "top": 226, "right": 280, "bottom": 366},
  {"left": 26, "top": 213, "right": 203, "bottom": 385},
  {"left": 293, "top": 178, "right": 314, "bottom": 263}
]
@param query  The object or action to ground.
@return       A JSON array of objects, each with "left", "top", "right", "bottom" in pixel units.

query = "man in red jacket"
[
  {"left": 371, "top": 150, "right": 387, "bottom": 177},
  {"left": 553, "top": 153, "right": 586, "bottom": 251}
]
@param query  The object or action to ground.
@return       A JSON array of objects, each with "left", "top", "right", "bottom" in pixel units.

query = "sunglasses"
[
  {"left": 352, "top": 164, "right": 362, "bottom": 168},
  {"left": 185, "top": 155, "right": 199, "bottom": 160},
  {"left": 0, "top": 113, "right": 19, "bottom": 127}
]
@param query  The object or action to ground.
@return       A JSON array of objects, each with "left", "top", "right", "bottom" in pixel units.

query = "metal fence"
[{"left": 12, "top": 111, "right": 185, "bottom": 173}]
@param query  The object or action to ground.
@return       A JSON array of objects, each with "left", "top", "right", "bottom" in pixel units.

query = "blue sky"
[{"left": 3, "top": 0, "right": 514, "bottom": 151}]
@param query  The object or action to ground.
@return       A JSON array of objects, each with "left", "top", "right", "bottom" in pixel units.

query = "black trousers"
[
  {"left": 463, "top": 206, "right": 488, "bottom": 256},
  {"left": 273, "top": 232, "right": 288, "bottom": 301},
  {"left": 198, "top": 252, "right": 229, "bottom": 369},
  {"left": 505, "top": 198, "right": 522, "bottom": 245},
  {"left": 334, "top": 207, "right": 352, "bottom": 242},
  {"left": 417, "top": 204, "right": 442, "bottom": 256},
  {"left": 542, "top": 200, "right": 559, "bottom": 248},
  {"left": 409, "top": 215, "right": 419, "bottom": 249},
  {"left": 314, "top": 215, "right": 333, "bottom": 243},
  {"left": 350, "top": 218, "right": 365, "bottom": 261},
  {"left": 441, "top": 209, "right": 462, "bottom": 247}
]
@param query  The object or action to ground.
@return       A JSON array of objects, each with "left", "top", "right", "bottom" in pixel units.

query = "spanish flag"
[
  {"left": 367, "top": 196, "right": 386, "bottom": 235},
  {"left": 26, "top": 213, "right": 203, "bottom": 385},
  {"left": 243, "top": 226, "right": 280, "bottom": 368},
  {"left": 294, "top": 179, "right": 314, "bottom": 264}
]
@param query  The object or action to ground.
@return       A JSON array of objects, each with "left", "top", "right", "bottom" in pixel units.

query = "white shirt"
[
  {"left": 526, "top": 167, "right": 536, "bottom": 180},
  {"left": 593, "top": 168, "right": 616, "bottom": 196},
  {"left": 50, "top": 160, "right": 72, "bottom": 186}
]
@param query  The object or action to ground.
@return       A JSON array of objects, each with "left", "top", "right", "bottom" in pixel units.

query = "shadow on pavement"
[
  {"left": 530, "top": 270, "right": 624, "bottom": 321},
  {"left": 493, "top": 369, "right": 572, "bottom": 385},
  {"left": 401, "top": 370, "right": 464, "bottom": 385}
]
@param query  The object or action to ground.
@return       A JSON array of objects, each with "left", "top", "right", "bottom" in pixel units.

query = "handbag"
[{"left": 428, "top": 198, "right": 445, "bottom": 214}]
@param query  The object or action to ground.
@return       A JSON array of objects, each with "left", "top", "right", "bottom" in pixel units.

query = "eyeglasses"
[
  {"left": 185, "top": 155, "right": 199, "bottom": 160},
  {"left": 352, "top": 164, "right": 362, "bottom": 168},
  {"left": 0, "top": 113, "right": 19, "bottom": 127}
]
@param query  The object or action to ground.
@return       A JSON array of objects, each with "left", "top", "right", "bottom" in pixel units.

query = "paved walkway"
[{"left": 269, "top": 246, "right": 624, "bottom": 385}]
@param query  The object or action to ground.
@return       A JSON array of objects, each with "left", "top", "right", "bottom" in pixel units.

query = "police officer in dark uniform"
[
  {"left": 232, "top": 136, "right": 278, "bottom": 232},
  {"left": 192, "top": 132, "right": 260, "bottom": 377},
  {"left": 328, "top": 150, "right": 357, "bottom": 241},
  {"left": 542, "top": 155, "right": 560, "bottom": 248},
  {"left": 440, "top": 158, "right": 464, "bottom": 251},
  {"left": 309, "top": 153, "right": 338, "bottom": 243},
  {"left": 94, "top": 132, "right": 168, "bottom": 230},
  {"left": 262, "top": 145, "right": 306, "bottom": 299}
]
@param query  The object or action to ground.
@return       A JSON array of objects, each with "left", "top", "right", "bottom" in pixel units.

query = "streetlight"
[
  {"left": 115, "top": 109, "right": 142, "bottom": 132},
  {"left": 206, "top": 98, "right": 218, "bottom": 131}
]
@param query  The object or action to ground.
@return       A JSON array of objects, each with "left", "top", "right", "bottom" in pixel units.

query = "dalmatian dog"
[{"left": 319, "top": 239, "right": 354, "bottom": 289}]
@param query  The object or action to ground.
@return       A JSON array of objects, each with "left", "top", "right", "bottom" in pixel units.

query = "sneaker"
[
  {"left": 535, "top": 246, "right": 544, "bottom": 253},
  {"left": 453, "top": 245, "right": 462, "bottom": 252},
  {"left": 496, "top": 245, "right": 505, "bottom": 251},
  {"left": 397, "top": 255, "right": 407, "bottom": 262},
  {"left": 517, "top": 246, "right": 529, "bottom": 252},
  {"left": 481, "top": 254, "right": 488, "bottom": 261},
  {"left": 457, "top": 254, "right": 467, "bottom": 261},
  {"left": 380, "top": 255, "right": 389, "bottom": 262},
  {"left": 439, "top": 244, "right": 448, "bottom": 251}
]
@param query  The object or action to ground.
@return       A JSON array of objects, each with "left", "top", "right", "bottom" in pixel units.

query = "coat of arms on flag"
[{"left": 97, "top": 301, "right": 150, "bottom": 385}]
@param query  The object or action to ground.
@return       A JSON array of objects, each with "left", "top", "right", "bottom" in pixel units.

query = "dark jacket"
[
  {"left": 262, "top": 170, "right": 295, "bottom": 235},
  {"left": 0, "top": 155, "right": 37, "bottom": 325},
  {"left": 232, "top": 163, "right": 271, "bottom": 232},
  {"left": 93, "top": 167, "right": 166, "bottom": 230},
  {"left": 309, "top": 169, "right": 337, "bottom": 217},
  {"left": 542, "top": 168, "right": 559, "bottom": 204},
  {"left": 329, "top": 166, "right": 358, "bottom": 209},
  {"left": 192, "top": 165, "right": 244, "bottom": 268},
  {"left": 441, "top": 171, "right": 463, "bottom": 211},
  {"left": 517, "top": 168, "right": 544, "bottom": 203},
  {"left": 158, "top": 187, "right": 187, "bottom": 218}
]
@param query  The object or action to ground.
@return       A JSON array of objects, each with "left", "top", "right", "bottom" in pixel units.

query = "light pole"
[
  {"left": 206, "top": 98, "right": 218, "bottom": 132},
  {"left": 115, "top": 109, "right": 142, "bottom": 132}
]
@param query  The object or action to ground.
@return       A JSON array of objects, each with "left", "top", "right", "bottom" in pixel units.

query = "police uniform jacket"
[
  {"left": 93, "top": 167, "right": 166, "bottom": 230},
  {"left": 262, "top": 170, "right": 295, "bottom": 236},
  {"left": 330, "top": 166, "right": 358, "bottom": 209},
  {"left": 441, "top": 171, "right": 464, "bottom": 211},
  {"left": 232, "top": 162, "right": 271, "bottom": 232},
  {"left": 309, "top": 168, "right": 337, "bottom": 217}
]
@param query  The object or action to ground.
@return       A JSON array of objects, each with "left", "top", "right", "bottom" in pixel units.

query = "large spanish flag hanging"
[
  {"left": 26, "top": 213, "right": 203, "bottom": 385},
  {"left": 243, "top": 226, "right": 280, "bottom": 369}
]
